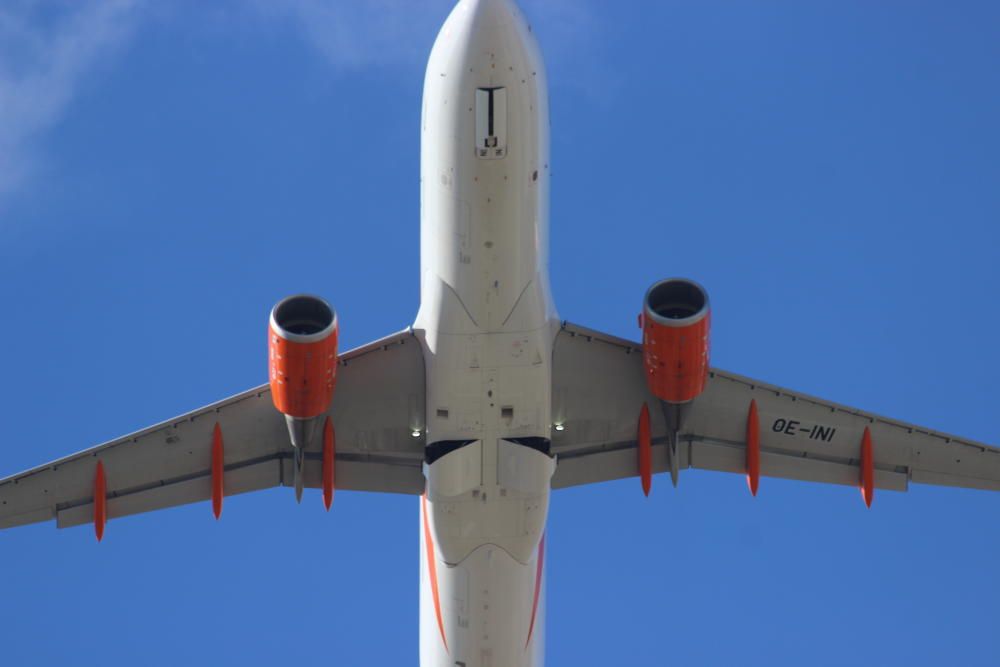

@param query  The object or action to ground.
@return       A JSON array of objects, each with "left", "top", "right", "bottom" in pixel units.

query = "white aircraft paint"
[{"left": 413, "top": 1, "right": 556, "bottom": 665}]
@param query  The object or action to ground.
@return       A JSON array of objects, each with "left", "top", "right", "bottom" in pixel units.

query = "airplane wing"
[
  {"left": 551, "top": 322, "right": 1000, "bottom": 495},
  {"left": 0, "top": 330, "right": 426, "bottom": 532}
]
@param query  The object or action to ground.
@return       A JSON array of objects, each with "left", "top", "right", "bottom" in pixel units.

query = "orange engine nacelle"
[
  {"left": 641, "top": 278, "right": 711, "bottom": 404},
  {"left": 268, "top": 294, "right": 339, "bottom": 419}
]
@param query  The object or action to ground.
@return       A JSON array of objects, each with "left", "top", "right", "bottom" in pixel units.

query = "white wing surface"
[
  {"left": 551, "top": 322, "right": 1000, "bottom": 494},
  {"left": 0, "top": 330, "right": 426, "bottom": 531}
]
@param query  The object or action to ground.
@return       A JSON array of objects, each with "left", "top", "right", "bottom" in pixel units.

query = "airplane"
[{"left": 2, "top": 0, "right": 999, "bottom": 665}]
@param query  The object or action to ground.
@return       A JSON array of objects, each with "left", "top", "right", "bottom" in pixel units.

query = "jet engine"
[
  {"left": 641, "top": 278, "right": 710, "bottom": 404},
  {"left": 268, "top": 294, "right": 339, "bottom": 500}
]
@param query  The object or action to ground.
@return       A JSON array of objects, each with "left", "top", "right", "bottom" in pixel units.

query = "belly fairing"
[{"left": 421, "top": 484, "right": 548, "bottom": 667}]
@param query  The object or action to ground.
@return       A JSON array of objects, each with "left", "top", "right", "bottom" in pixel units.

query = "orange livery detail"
[
  {"left": 746, "top": 399, "right": 760, "bottom": 496},
  {"left": 525, "top": 534, "right": 546, "bottom": 649},
  {"left": 268, "top": 295, "right": 339, "bottom": 419},
  {"left": 422, "top": 494, "right": 449, "bottom": 653},
  {"left": 322, "top": 417, "right": 335, "bottom": 511},
  {"left": 642, "top": 279, "right": 711, "bottom": 404},
  {"left": 860, "top": 426, "right": 875, "bottom": 508},
  {"left": 637, "top": 403, "right": 652, "bottom": 496},
  {"left": 211, "top": 423, "right": 224, "bottom": 519},
  {"left": 93, "top": 461, "right": 107, "bottom": 542}
]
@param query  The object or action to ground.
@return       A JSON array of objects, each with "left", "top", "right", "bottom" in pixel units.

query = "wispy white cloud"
[
  {"left": 0, "top": 0, "right": 602, "bottom": 208},
  {"left": 0, "top": 0, "right": 140, "bottom": 203},
  {"left": 252, "top": 0, "right": 454, "bottom": 70},
  {"left": 253, "top": 0, "right": 601, "bottom": 76}
]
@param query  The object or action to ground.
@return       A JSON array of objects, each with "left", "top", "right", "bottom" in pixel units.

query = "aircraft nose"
[
  {"left": 428, "top": 0, "right": 539, "bottom": 87},
  {"left": 463, "top": 0, "right": 519, "bottom": 17},
  {"left": 455, "top": 0, "right": 524, "bottom": 43}
]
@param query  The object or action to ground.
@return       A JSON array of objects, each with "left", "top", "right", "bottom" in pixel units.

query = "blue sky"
[{"left": 1, "top": 1, "right": 999, "bottom": 664}]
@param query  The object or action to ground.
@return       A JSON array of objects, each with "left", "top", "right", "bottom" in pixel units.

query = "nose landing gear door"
[{"left": 475, "top": 87, "right": 507, "bottom": 159}]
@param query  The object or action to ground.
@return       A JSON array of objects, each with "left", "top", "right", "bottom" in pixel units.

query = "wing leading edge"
[
  {"left": 7, "top": 320, "right": 997, "bottom": 532},
  {"left": 0, "top": 330, "right": 427, "bottom": 532},
  {"left": 551, "top": 322, "right": 1000, "bottom": 495}
]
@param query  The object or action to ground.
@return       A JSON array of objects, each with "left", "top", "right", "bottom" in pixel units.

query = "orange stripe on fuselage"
[
  {"left": 422, "top": 494, "right": 449, "bottom": 653},
  {"left": 525, "top": 533, "right": 546, "bottom": 649}
]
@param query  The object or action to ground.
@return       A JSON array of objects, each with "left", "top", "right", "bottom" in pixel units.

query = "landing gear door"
[{"left": 475, "top": 87, "right": 507, "bottom": 159}]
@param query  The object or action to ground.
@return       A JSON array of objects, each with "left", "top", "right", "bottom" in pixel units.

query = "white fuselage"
[{"left": 412, "top": 1, "right": 556, "bottom": 665}]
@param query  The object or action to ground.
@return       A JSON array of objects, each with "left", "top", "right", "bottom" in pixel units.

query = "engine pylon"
[{"left": 285, "top": 415, "right": 320, "bottom": 503}]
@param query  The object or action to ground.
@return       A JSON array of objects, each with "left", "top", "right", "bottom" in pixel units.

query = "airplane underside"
[{"left": 3, "top": 2, "right": 1000, "bottom": 667}]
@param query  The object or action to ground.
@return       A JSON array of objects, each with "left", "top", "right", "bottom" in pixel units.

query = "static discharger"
[
  {"left": 637, "top": 403, "right": 652, "bottom": 496},
  {"left": 93, "top": 461, "right": 107, "bottom": 542},
  {"left": 323, "top": 417, "right": 335, "bottom": 511},
  {"left": 860, "top": 426, "right": 874, "bottom": 508},
  {"left": 212, "top": 423, "right": 224, "bottom": 519},
  {"left": 746, "top": 400, "right": 760, "bottom": 496}
]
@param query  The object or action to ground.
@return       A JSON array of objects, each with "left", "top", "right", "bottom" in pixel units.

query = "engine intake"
[
  {"left": 641, "top": 278, "right": 711, "bottom": 404},
  {"left": 268, "top": 294, "right": 339, "bottom": 419}
]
